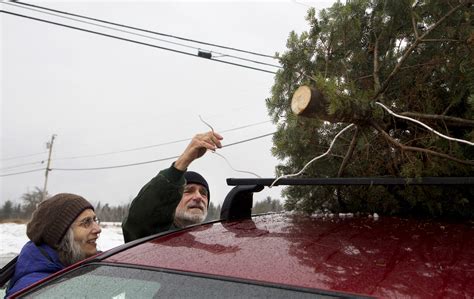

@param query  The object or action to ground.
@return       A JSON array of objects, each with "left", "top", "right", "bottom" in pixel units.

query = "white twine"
[
  {"left": 375, "top": 102, "right": 474, "bottom": 146},
  {"left": 270, "top": 123, "right": 355, "bottom": 187},
  {"left": 199, "top": 115, "right": 261, "bottom": 178}
]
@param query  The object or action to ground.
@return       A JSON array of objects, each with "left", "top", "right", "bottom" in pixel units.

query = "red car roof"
[{"left": 104, "top": 213, "right": 474, "bottom": 298}]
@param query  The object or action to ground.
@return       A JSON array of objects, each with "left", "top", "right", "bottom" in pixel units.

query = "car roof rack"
[
  {"left": 227, "top": 177, "right": 474, "bottom": 186},
  {"left": 220, "top": 177, "right": 474, "bottom": 220},
  {"left": 220, "top": 185, "right": 264, "bottom": 220}
]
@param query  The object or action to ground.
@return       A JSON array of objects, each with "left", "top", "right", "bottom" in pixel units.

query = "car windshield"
[{"left": 21, "top": 264, "right": 343, "bottom": 298}]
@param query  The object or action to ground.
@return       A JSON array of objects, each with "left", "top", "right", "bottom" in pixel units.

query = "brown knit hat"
[{"left": 27, "top": 193, "right": 94, "bottom": 248}]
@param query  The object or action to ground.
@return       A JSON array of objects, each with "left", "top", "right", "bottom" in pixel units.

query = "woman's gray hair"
[{"left": 57, "top": 227, "right": 86, "bottom": 266}]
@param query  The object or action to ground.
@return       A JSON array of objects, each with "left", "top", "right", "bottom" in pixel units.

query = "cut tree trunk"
[
  {"left": 291, "top": 86, "right": 334, "bottom": 121},
  {"left": 291, "top": 85, "right": 369, "bottom": 123},
  {"left": 291, "top": 85, "right": 474, "bottom": 128}
]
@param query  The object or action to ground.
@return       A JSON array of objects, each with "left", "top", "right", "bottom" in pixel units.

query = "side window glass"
[
  {"left": 23, "top": 264, "right": 338, "bottom": 298},
  {"left": 23, "top": 265, "right": 161, "bottom": 298}
]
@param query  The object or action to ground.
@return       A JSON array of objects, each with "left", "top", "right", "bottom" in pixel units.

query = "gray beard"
[{"left": 174, "top": 209, "right": 207, "bottom": 228}]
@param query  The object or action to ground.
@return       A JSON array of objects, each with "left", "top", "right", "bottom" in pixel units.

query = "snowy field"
[{"left": 0, "top": 222, "right": 124, "bottom": 268}]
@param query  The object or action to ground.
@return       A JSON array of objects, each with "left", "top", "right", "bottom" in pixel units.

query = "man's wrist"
[{"left": 174, "top": 156, "right": 190, "bottom": 171}]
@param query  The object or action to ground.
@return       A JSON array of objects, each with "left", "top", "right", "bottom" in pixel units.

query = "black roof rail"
[
  {"left": 220, "top": 177, "right": 474, "bottom": 221},
  {"left": 226, "top": 177, "right": 474, "bottom": 186}
]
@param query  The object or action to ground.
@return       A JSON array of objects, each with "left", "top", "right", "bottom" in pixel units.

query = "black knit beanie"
[
  {"left": 184, "top": 171, "right": 210, "bottom": 204},
  {"left": 27, "top": 193, "right": 94, "bottom": 249}
]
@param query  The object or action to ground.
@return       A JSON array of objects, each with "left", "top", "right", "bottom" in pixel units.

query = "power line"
[
  {"left": 51, "top": 132, "right": 275, "bottom": 171},
  {"left": 55, "top": 138, "right": 189, "bottom": 161},
  {"left": 55, "top": 120, "right": 272, "bottom": 160},
  {"left": 0, "top": 168, "right": 46, "bottom": 177},
  {"left": 52, "top": 155, "right": 180, "bottom": 171},
  {"left": 0, "top": 160, "right": 45, "bottom": 171},
  {"left": 222, "top": 132, "right": 275, "bottom": 148},
  {"left": 5, "top": 2, "right": 281, "bottom": 69},
  {"left": 10, "top": 1, "right": 277, "bottom": 59},
  {"left": 220, "top": 120, "right": 272, "bottom": 134},
  {"left": 0, "top": 10, "right": 277, "bottom": 75},
  {"left": 1, "top": 151, "right": 47, "bottom": 161},
  {"left": 0, "top": 120, "right": 272, "bottom": 169},
  {"left": 0, "top": 132, "right": 275, "bottom": 174}
]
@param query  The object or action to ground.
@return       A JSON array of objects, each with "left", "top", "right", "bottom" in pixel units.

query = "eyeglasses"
[{"left": 76, "top": 216, "right": 100, "bottom": 229}]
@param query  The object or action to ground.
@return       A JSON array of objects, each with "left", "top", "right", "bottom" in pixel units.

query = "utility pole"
[{"left": 42, "top": 134, "right": 56, "bottom": 201}]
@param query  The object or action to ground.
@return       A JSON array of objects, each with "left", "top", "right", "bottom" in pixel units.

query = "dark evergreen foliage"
[{"left": 267, "top": 0, "right": 473, "bottom": 219}]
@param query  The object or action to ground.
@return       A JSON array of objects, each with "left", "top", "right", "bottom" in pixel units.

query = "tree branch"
[
  {"left": 411, "top": 10, "right": 419, "bottom": 39},
  {"left": 420, "top": 38, "right": 462, "bottom": 42},
  {"left": 373, "top": 35, "right": 381, "bottom": 91},
  {"left": 337, "top": 126, "right": 359, "bottom": 177},
  {"left": 400, "top": 60, "right": 442, "bottom": 70},
  {"left": 324, "top": 31, "right": 333, "bottom": 78},
  {"left": 355, "top": 74, "right": 373, "bottom": 81},
  {"left": 399, "top": 112, "right": 474, "bottom": 127},
  {"left": 371, "top": 121, "right": 474, "bottom": 166},
  {"left": 356, "top": 60, "right": 441, "bottom": 81},
  {"left": 374, "top": 1, "right": 466, "bottom": 100}
]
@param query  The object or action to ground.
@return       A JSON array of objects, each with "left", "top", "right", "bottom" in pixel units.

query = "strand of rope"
[
  {"left": 299, "top": 73, "right": 472, "bottom": 146},
  {"left": 268, "top": 98, "right": 472, "bottom": 188},
  {"left": 270, "top": 124, "right": 355, "bottom": 187},
  {"left": 198, "top": 115, "right": 215, "bottom": 132},
  {"left": 375, "top": 102, "right": 474, "bottom": 146},
  {"left": 212, "top": 152, "right": 261, "bottom": 178},
  {"left": 199, "top": 115, "right": 262, "bottom": 177}
]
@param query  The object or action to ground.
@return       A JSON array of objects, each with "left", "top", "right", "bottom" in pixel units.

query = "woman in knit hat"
[{"left": 6, "top": 193, "right": 101, "bottom": 297}]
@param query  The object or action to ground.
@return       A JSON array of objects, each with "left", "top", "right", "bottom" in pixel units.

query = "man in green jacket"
[{"left": 122, "top": 131, "right": 223, "bottom": 242}]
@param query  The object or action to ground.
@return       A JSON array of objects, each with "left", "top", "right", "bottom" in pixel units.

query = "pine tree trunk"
[{"left": 291, "top": 85, "right": 368, "bottom": 123}]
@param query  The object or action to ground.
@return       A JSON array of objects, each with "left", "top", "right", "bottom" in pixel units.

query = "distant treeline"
[
  {"left": 0, "top": 187, "right": 44, "bottom": 222},
  {"left": 0, "top": 188, "right": 283, "bottom": 223},
  {"left": 0, "top": 187, "right": 134, "bottom": 223}
]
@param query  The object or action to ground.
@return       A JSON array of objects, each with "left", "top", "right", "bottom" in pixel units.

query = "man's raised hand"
[{"left": 174, "top": 131, "right": 223, "bottom": 171}]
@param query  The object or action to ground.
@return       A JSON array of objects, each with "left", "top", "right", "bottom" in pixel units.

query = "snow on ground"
[
  {"left": 96, "top": 222, "right": 125, "bottom": 252},
  {"left": 0, "top": 222, "right": 124, "bottom": 268}
]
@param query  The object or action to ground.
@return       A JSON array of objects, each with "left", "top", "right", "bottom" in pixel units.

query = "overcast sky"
[{"left": 1, "top": 0, "right": 335, "bottom": 207}]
